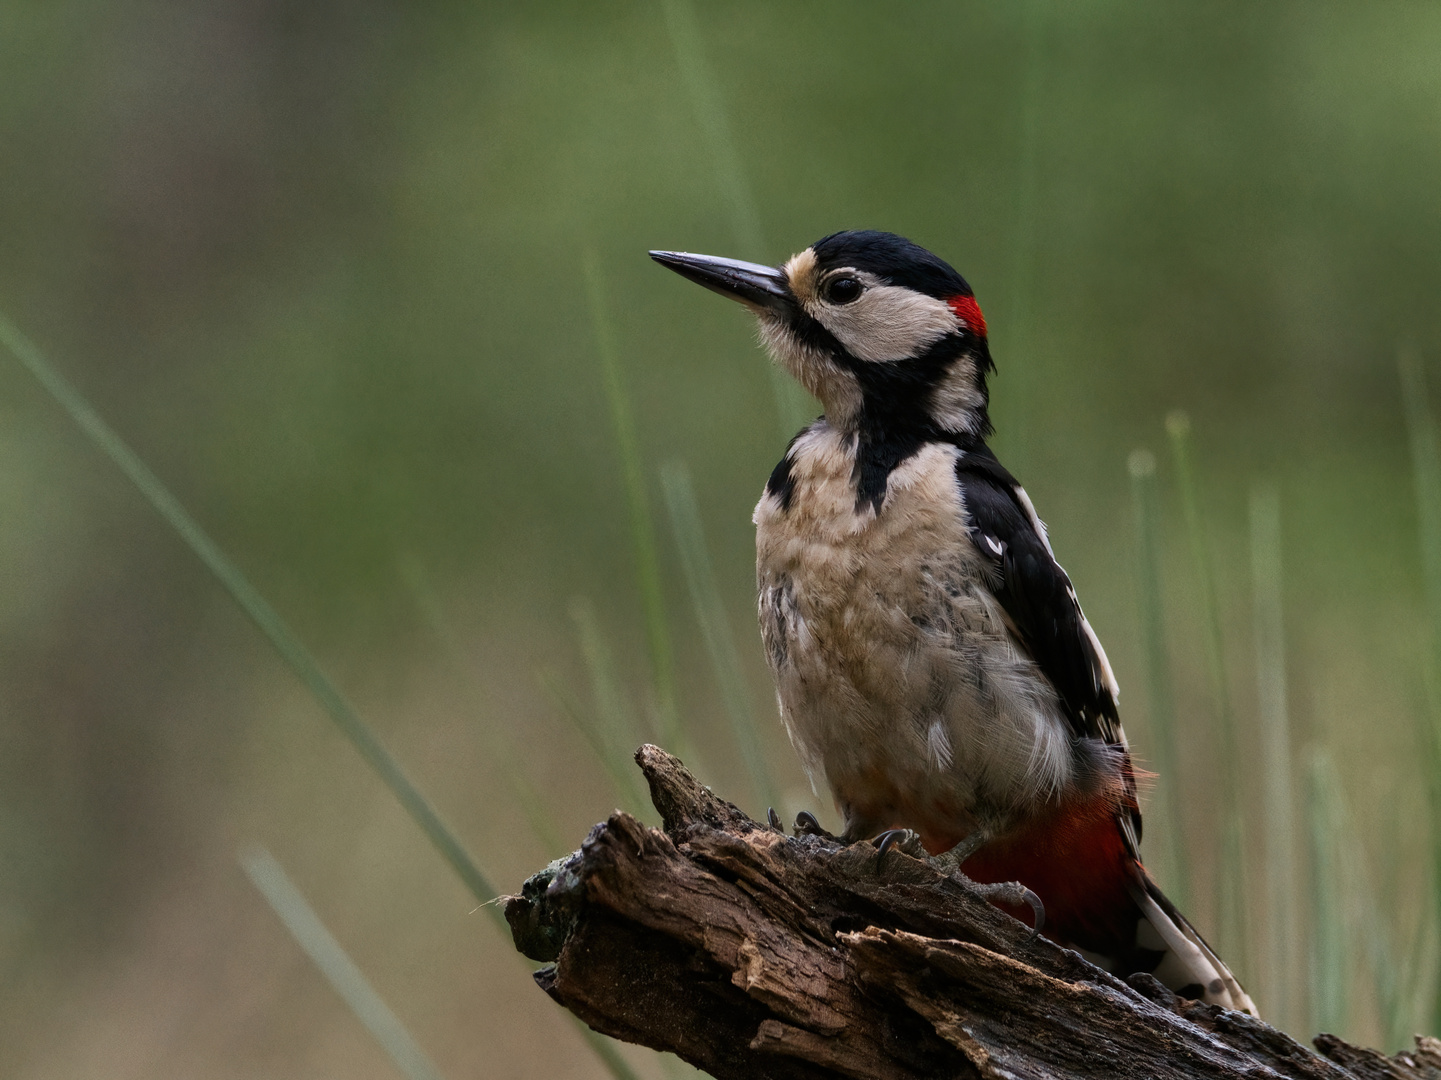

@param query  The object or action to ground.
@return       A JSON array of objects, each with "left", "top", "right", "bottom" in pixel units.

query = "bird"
[{"left": 649, "top": 230, "right": 1255, "bottom": 1014}]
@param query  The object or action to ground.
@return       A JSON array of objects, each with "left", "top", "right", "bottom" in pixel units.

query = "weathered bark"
[{"left": 504, "top": 745, "right": 1440, "bottom": 1080}]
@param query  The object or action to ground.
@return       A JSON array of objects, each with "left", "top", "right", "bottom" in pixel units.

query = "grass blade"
[
  {"left": 1306, "top": 747, "right": 1351, "bottom": 1036},
  {"left": 1127, "top": 449, "right": 1189, "bottom": 911},
  {"left": 0, "top": 314, "right": 497, "bottom": 915},
  {"left": 660, "top": 459, "right": 777, "bottom": 813},
  {"left": 659, "top": 0, "right": 812, "bottom": 437},
  {"left": 583, "top": 250, "right": 681, "bottom": 753},
  {"left": 241, "top": 847, "right": 448, "bottom": 1080},
  {"left": 1249, "top": 482, "right": 1297, "bottom": 1031},
  {"left": 1398, "top": 349, "right": 1441, "bottom": 1039},
  {"left": 2, "top": 315, "right": 642, "bottom": 1080},
  {"left": 1304, "top": 751, "right": 1420, "bottom": 1048},
  {"left": 999, "top": 0, "right": 1051, "bottom": 477},
  {"left": 569, "top": 596, "right": 643, "bottom": 768},
  {"left": 1165, "top": 410, "right": 1248, "bottom": 971},
  {"left": 395, "top": 573, "right": 647, "bottom": 1078},
  {"left": 399, "top": 556, "right": 569, "bottom": 857}
]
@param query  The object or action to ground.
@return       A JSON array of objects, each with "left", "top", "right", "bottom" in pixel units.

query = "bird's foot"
[
  {"left": 925, "top": 830, "right": 1046, "bottom": 932},
  {"left": 959, "top": 876, "right": 1046, "bottom": 933},
  {"left": 766, "top": 807, "right": 785, "bottom": 833},
  {"left": 792, "top": 810, "right": 837, "bottom": 841}
]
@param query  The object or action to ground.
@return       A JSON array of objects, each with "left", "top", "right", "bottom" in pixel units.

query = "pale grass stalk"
[
  {"left": 1305, "top": 751, "right": 1423, "bottom": 1049},
  {"left": 1306, "top": 747, "right": 1350, "bottom": 1036},
  {"left": 583, "top": 249, "right": 681, "bottom": 752},
  {"left": 658, "top": 0, "right": 812, "bottom": 437},
  {"left": 242, "top": 847, "right": 448, "bottom": 1080},
  {"left": 1397, "top": 348, "right": 1441, "bottom": 1039},
  {"left": 1249, "top": 482, "right": 1297, "bottom": 1032},
  {"left": 0, "top": 315, "right": 640, "bottom": 1080},
  {"left": 660, "top": 459, "right": 778, "bottom": 813},
  {"left": 1166, "top": 410, "right": 1248, "bottom": 974},
  {"left": 399, "top": 555, "right": 567, "bottom": 856},
  {"left": 0, "top": 315, "right": 496, "bottom": 913},
  {"left": 999, "top": 0, "right": 1051, "bottom": 477},
  {"left": 1127, "top": 448, "right": 1189, "bottom": 911}
]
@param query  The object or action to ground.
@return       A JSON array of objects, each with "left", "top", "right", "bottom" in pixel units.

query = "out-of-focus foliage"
[{"left": 2, "top": 2, "right": 1439, "bottom": 1075}]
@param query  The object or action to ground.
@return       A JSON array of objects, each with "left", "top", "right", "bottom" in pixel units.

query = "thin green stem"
[
  {"left": 242, "top": 847, "right": 448, "bottom": 1080},
  {"left": 999, "top": 0, "right": 1050, "bottom": 477},
  {"left": 660, "top": 460, "right": 777, "bottom": 813},
  {"left": 399, "top": 556, "right": 569, "bottom": 857},
  {"left": 583, "top": 249, "right": 681, "bottom": 753},
  {"left": 565, "top": 597, "right": 656, "bottom": 816},
  {"left": 1306, "top": 748, "right": 1350, "bottom": 1036},
  {"left": 1397, "top": 348, "right": 1441, "bottom": 1038},
  {"left": 0, "top": 314, "right": 497, "bottom": 916},
  {"left": 1165, "top": 411, "right": 1247, "bottom": 970},
  {"left": 1, "top": 315, "right": 639, "bottom": 1080},
  {"left": 659, "top": 0, "right": 812, "bottom": 438},
  {"left": 1127, "top": 449, "right": 1188, "bottom": 911},
  {"left": 1249, "top": 482, "right": 1296, "bottom": 1032}
]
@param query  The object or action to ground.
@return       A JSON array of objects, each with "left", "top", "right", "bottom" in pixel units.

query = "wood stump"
[{"left": 504, "top": 745, "right": 1440, "bottom": 1080}]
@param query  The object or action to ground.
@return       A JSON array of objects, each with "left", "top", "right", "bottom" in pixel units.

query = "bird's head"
[{"left": 651, "top": 230, "right": 993, "bottom": 440}]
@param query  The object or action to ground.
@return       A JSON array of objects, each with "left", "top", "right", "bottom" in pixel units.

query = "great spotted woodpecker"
[{"left": 650, "top": 231, "right": 1255, "bottom": 1014}]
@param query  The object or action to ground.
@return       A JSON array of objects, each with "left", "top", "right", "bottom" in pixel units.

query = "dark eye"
[{"left": 824, "top": 276, "right": 863, "bottom": 304}]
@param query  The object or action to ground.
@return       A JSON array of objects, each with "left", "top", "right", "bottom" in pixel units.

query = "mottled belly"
[{"left": 753, "top": 433, "right": 1073, "bottom": 843}]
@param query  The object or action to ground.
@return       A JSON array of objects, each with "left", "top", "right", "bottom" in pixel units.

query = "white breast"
[{"left": 754, "top": 424, "right": 1075, "bottom": 842}]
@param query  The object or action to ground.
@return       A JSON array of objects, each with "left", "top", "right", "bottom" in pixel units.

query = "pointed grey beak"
[{"left": 649, "top": 250, "right": 792, "bottom": 313}]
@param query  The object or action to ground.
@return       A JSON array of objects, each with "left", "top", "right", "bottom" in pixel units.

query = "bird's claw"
[
  {"left": 872, "top": 828, "right": 925, "bottom": 861},
  {"left": 766, "top": 807, "right": 785, "bottom": 833},
  {"left": 793, "top": 810, "right": 836, "bottom": 840}
]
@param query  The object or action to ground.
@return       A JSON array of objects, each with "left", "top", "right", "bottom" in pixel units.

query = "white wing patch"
[
  {"left": 1068, "top": 584, "right": 1121, "bottom": 706},
  {"left": 1011, "top": 484, "right": 1055, "bottom": 557},
  {"left": 1014, "top": 483, "right": 1121, "bottom": 710}
]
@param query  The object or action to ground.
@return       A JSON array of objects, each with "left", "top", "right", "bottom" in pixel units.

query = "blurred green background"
[{"left": 3, "top": 2, "right": 1440, "bottom": 1076}]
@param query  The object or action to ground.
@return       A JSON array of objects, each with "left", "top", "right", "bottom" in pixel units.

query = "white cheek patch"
[
  {"left": 927, "top": 355, "right": 988, "bottom": 435},
  {"left": 809, "top": 278, "right": 959, "bottom": 363}
]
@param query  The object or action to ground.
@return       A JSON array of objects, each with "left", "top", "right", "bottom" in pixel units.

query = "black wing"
[
  {"left": 954, "top": 444, "right": 1120, "bottom": 742},
  {"left": 954, "top": 444, "right": 1142, "bottom": 850}
]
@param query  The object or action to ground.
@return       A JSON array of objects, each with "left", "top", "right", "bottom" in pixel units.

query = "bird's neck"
[{"left": 830, "top": 336, "right": 994, "bottom": 450}]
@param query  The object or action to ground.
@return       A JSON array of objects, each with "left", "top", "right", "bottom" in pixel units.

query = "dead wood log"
[{"left": 503, "top": 745, "right": 1440, "bottom": 1080}]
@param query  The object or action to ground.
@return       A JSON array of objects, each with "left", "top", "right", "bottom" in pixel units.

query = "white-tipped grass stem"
[
  {"left": 583, "top": 250, "right": 682, "bottom": 754},
  {"left": 660, "top": 460, "right": 778, "bottom": 814},
  {"left": 1398, "top": 349, "right": 1441, "bottom": 1039},
  {"left": 1306, "top": 747, "right": 1351, "bottom": 1037},
  {"left": 0, "top": 316, "right": 641, "bottom": 1080},
  {"left": 1127, "top": 449, "right": 1190, "bottom": 911},
  {"left": 242, "top": 847, "right": 448, "bottom": 1080},
  {"left": 1249, "top": 482, "right": 1298, "bottom": 1033},
  {"left": 1165, "top": 411, "right": 1249, "bottom": 975},
  {"left": 659, "top": 0, "right": 812, "bottom": 438}
]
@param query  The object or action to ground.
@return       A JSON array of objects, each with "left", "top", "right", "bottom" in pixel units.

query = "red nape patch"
[
  {"left": 961, "top": 797, "right": 1141, "bottom": 957},
  {"left": 947, "top": 294, "right": 987, "bottom": 338}
]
